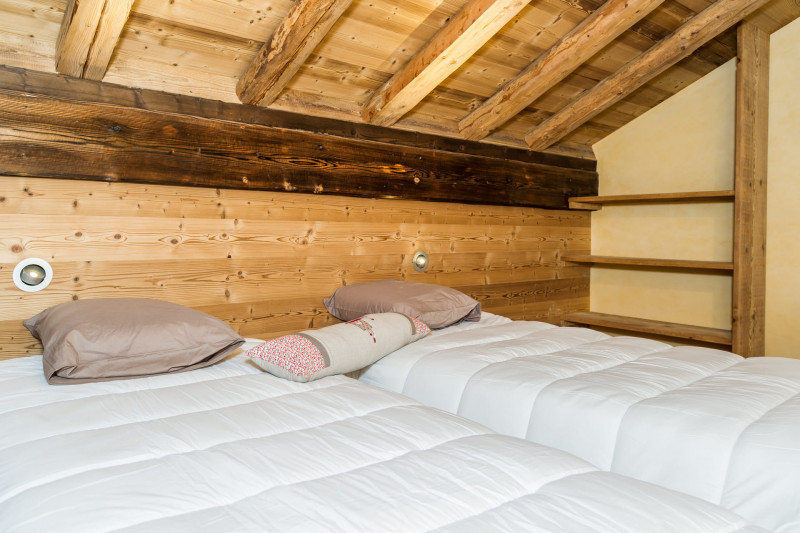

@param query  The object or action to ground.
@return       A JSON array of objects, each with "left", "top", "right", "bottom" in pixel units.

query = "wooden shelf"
[
  {"left": 569, "top": 190, "right": 735, "bottom": 210},
  {"left": 562, "top": 254, "right": 734, "bottom": 271},
  {"left": 563, "top": 311, "right": 732, "bottom": 346}
]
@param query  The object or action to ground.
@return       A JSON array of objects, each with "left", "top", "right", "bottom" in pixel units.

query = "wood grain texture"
[
  {"left": 568, "top": 190, "right": 736, "bottom": 209},
  {"left": 562, "top": 255, "right": 734, "bottom": 271},
  {"left": 0, "top": 88, "right": 597, "bottom": 209},
  {"left": 0, "top": 65, "right": 595, "bottom": 172},
  {"left": 523, "top": 0, "right": 775, "bottom": 150},
  {"left": 1, "top": 0, "right": 796, "bottom": 156},
  {"left": 458, "top": 0, "right": 665, "bottom": 140},
  {"left": 563, "top": 311, "right": 733, "bottom": 345},
  {"left": 236, "top": 0, "right": 354, "bottom": 106},
  {"left": 362, "top": 0, "right": 529, "bottom": 127},
  {"left": 0, "top": 177, "right": 591, "bottom": 359},
  {"left": 55, "top": 0, "right": 135, "bottom": 80},
  {"left": 732, "top": 21, "right": 769, "bottom": 358}
]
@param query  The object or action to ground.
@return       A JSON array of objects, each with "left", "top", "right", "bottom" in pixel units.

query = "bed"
[
  {"left": 0, "top": 339, "right": 765, "bottom": 533},
  {"left": 358, "top": 314, "right": 800, "bottom": 533}
]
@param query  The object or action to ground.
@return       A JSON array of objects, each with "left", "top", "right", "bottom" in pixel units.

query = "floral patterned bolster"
[
  {"left": 245, "top": 335, "right": 327, "bottom": 378},
  {"left": 244, "top": 312, "right": 431, "bottom": 382},
  {"left": 406, "top": 315, "right": 431, "bottom": 336}
]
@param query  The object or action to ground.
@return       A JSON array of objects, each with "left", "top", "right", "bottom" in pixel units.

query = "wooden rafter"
[
  {"left": 237, "top": 0, "right": 354, "bottom": 107},
  {"left": 732, "top": 20, "right": 769, "bottom": 357},
  {"left": 524, "top": 0, "right": 774, "bottom": 151},
  {"left": 361, "top": 0, "right": 530, "bottom": 127},
  {"left": 55, "top": 0, "right": 135, "bottom": 80},
  {"left": 458, "top": 0, "right": 664, "bottom": 141}
]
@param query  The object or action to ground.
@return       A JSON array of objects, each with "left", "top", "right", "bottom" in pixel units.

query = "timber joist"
[{"left": 18, "top": 0, "right": 794, "bottom": 159}]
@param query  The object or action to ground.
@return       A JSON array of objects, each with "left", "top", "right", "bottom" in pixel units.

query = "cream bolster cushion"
[
  {"left": 24, "top": 298, "right": 245, "bottom": 385},
  {"left": 245, "top": 312, "right": 431, "bottom": 382},
  {"left": 323, "top": 280, "right": 481, "bottom": 329}
]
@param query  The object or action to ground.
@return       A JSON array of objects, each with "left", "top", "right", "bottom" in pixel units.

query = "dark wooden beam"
[
  {"left": 0, "top": 66, "right": 594, "bottom": 173},
  {"left": 732, "top": 20, "right": 769, "bottom": 357},
  {"left": 0, "top": 84, "right": 596, "bottom": 209}
]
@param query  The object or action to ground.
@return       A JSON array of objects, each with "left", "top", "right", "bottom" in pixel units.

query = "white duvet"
[
  {"left": 0, "top": 340, "right": 763, "bottom": 532},
  {"left": 359, "top": 316, "right": 800, "bottom": 532}
]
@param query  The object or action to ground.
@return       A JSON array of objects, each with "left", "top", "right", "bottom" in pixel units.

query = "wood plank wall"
[
  {"left": 0, "top": 177, "right": 590, "bottom": 359},
  {"left": 0, "top": 67, "right": 593, "bottom": 359}
]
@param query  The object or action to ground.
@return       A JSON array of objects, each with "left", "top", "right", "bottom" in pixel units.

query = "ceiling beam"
[
  {"left": 524, "top": 0, "right": 773, "bottom": 151},
  {"left": 55, "top": 0, "right": 135, "bottom": 80},
  {"left": 237, "top": 0, "right": 354, "bottom": 107},
  {"left": 361, "top": 0, "right": 530, "bottom": 127},
  {"left": 458, "top": 0, "right": 664, "bottom": 141}
]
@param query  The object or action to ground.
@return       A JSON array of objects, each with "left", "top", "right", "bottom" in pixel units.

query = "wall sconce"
[
  {"left": 412, "top": 250, "right": 430, "bottom": 272},
  {"left": 13, "top": 258, "right": 53, "bottom": 293}
]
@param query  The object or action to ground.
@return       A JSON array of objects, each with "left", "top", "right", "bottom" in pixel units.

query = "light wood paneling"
[{"left": 0, "top": 177, "right": 590, "bottom": 359}]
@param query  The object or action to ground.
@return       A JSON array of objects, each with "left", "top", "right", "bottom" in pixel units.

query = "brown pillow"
[
  {"left": 24, "top": 298, "right": 245, "bottom": 384},
  {"left": 323, "top": 280, "right": 481, "bottom": 329}
]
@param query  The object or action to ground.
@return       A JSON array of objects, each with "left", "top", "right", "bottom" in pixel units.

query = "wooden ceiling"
[{"left": 0, "top": 0, "right": 797, "bottom": 159}]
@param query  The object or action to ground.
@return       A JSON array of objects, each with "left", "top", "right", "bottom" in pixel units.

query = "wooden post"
[{"left": 732, "top": 20, "right": 769, "bottom": 357}]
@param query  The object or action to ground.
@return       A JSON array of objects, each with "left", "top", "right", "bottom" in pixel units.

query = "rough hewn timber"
[
  {"left": 0, "top": 65, "right": 596, "bottom": 172},
  {"left": 0, "top": 87, "right": 597, "bottom": 209}
]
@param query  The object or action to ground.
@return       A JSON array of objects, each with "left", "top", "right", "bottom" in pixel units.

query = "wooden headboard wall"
[{"left": 0, "top": 67, "right": 594, "bottom": 359}]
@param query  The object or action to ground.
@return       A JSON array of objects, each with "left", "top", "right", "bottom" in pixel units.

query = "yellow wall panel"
[{"left": 592, "top": 18, "right": 800, "bottom": 357}]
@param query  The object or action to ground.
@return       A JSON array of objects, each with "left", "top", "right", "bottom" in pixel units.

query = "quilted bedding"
[
  {"left": 0, "top": 340, "right": 764, "bottom": 533},
  {"left": 359, "top": 316, "right": 800, "bottom": 532}
]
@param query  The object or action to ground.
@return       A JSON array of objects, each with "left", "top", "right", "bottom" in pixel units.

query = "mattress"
[
  {"left": 359, "top": 316, "right": 800, "bottom": 532},
  {"left": 0, "top": 340, "right": 763, "bottom": 533}
]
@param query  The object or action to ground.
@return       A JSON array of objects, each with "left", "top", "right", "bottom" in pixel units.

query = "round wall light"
[
  {"left": 13, "top": 258, "right": 53, "bottom": 293},
  {"left": 412, "top": 250, "right": 430, "bottom": 272}
]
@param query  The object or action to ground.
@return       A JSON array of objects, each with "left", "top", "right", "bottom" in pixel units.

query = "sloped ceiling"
[{"left": 1, "top": 0, "right": 798, "bottom": 159}]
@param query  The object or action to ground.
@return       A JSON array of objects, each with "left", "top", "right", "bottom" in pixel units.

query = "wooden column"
[{"left": 732, "top": 20, "right": 769, "bottom": 357}]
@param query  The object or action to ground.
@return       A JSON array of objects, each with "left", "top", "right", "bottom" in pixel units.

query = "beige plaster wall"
[
  {"left": 765, "top": 19, "right": 800, "bottom": 357},
  {"left": 591, "top": 18, "right": 800, "bottom": 357}
]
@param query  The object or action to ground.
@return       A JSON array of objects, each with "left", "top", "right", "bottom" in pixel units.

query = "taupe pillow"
[
  {"left": 245, "top": 312, "right": 431, "bottom": 382},
  {"left": 323, "top": 280, "right": 481, "bottom": 329},
  {"left": 24, "top": 298, "right": 245, "bottom": 384}
]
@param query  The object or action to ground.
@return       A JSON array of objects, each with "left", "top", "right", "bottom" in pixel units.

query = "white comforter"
[
  {"left": 0, "top": 340, "right": 763, "bottom": 533},
  {"left": 360, "top": 316, "right": 800, "bottom": 533}
]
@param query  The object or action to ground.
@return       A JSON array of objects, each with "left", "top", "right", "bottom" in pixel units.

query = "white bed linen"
[
  {"left": 359, "top": 316, "right": 800, "bottom": 532},
  {"left": 0, "top": 340, "right": 763, "bottom": 533}
]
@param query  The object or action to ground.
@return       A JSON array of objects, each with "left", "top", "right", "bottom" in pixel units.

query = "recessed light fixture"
[
  {"left": 412, "top": 250, "right": 430, "bottom": 272},
  {"left": 13, "top": 258, "right": 53, "bottom": 293}
]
